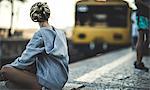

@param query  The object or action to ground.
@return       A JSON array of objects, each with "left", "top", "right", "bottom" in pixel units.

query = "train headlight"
[
  {"left": 78, "top": 33, "right": 86, "bottom": 39},
  {"left": 113, "top": 33, "right": 123, "bottom": 40}
]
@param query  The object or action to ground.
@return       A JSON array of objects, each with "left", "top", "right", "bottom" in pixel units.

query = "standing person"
[
  {"left": 134, "top": 0, "right": 150, "bottom": 72},
  {"left": 131, "top": 10, "right": 138, "bottom": 50},
  {"left": 0, "top": 2, "right": 69, "bottom": 90}
]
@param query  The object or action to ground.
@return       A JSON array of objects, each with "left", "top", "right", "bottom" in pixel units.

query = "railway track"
[{"left": 0, "top": 39, "right": 126, "bottom": 68}]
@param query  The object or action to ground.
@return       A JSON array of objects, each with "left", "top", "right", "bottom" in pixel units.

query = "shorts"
[{"left": 137, "top": 16, "right": 150, "bottom": 30}]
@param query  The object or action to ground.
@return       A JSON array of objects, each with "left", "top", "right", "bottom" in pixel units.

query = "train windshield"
[{"left": 75, "top": 4, "right": 128, "bottom": 27}]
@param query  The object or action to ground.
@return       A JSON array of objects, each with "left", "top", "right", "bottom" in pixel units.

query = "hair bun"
[{"left": 30, "top": 2, "right": 50, "bottom": 22}]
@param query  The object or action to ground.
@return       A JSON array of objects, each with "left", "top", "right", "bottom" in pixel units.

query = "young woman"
[
  {"left": 0, "top": 2, "right": 69, "bottom": 90},
  {"left": 134, "top": 0, "right": 150, "bottom": 72}
]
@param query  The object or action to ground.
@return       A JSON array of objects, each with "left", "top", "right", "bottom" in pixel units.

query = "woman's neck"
[
  {"left": 39, "top": 21, "right": 50, "bottom": 28},
  {"left": 38, "top": 21, "right": 53, "bottom": 30}
]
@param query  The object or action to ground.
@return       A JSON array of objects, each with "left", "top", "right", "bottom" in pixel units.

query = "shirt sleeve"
[{"left": 10, "top": 31, "right": 44, "bottom": 69}]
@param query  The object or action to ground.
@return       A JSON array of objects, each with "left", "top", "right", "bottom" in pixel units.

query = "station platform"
[
  {"left": 0, "top": 48, "right": 150, "bottom": 90},
  {"left": 63, "top": 48, "right": 150, "bottom": 90}
]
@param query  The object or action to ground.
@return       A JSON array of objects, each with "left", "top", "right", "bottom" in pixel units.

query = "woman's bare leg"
[
  {"left": 145, "top": 31, "right": 149, "bottom": 49},
  {"left": 136, "top": 30, "right": 144, "bottom": 64},
  {"left": 135, "top": 30, "right": 149, "bottom": 72},
  {"left": 0, "top": 66, "right": 41, "bottom": 90}
]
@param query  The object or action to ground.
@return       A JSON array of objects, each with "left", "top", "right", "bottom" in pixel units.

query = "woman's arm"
[{"left": 10, "top": 31, "right": 44, "bottom": 69}]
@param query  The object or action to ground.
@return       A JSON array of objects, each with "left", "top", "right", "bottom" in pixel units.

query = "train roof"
[{"left": 77, "top": 0, "right": 128, "bottom": 5}]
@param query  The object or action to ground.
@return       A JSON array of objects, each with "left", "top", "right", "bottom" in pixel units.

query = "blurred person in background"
[
  {"left": 131, "top": 10, "right": 138, "bottom": 50},
  {"left": 134, "top": 0, "right": 150, "bottom": 72},
  {"left": 0, "top": 2, "right": 69, "bottom": 90}
]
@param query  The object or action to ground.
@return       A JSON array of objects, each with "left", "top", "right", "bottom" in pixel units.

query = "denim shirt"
[{"left": 10, "top": 27, "right": 69, "bottom": 90}]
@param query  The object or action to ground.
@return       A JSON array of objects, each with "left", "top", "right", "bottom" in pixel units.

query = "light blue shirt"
[
  {"left": 131, "top": 11, "right": 138, "bottom": 37},
  {"left": 10, "top": 27, "right": 69, "bottom": 90}
]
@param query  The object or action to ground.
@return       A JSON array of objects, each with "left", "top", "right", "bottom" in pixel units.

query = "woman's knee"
[
  {"left": 1, "top": 65, "right": 15, "bottom": 74},
  {"left": 136, "top": 41, "right": 142, "bottom": 49}
]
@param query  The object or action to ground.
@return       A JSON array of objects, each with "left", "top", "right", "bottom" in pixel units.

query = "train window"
[
  {"left": 77, "top": 5, "right": 88, "bottom": 12},
  {"left": 75, "top": 5, "right": 128, "bottom": 27}
]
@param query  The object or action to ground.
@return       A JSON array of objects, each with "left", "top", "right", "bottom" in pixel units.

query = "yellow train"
[{"left": 72, "top": 0, "right": 131, "bottom": 55}]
